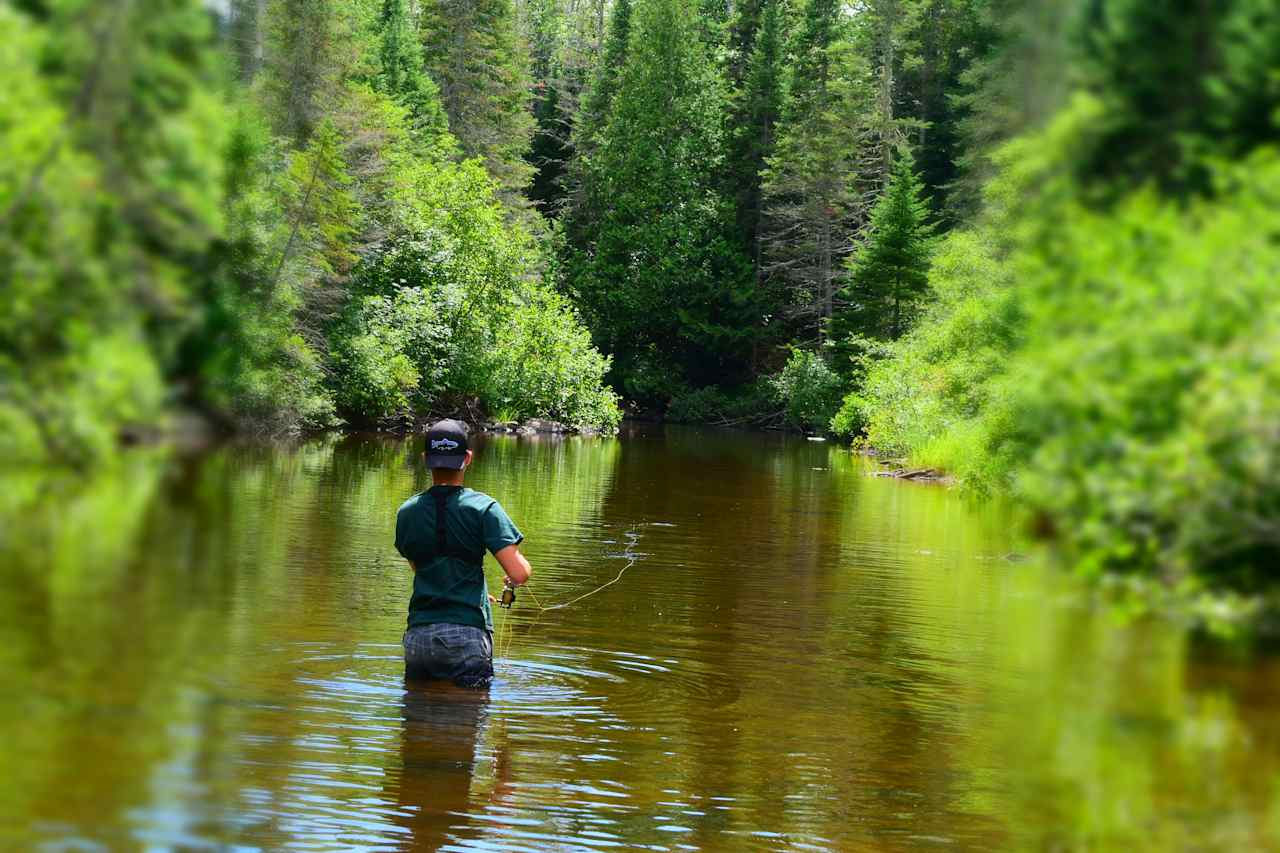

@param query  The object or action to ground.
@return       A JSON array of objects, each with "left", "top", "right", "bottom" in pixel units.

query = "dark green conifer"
[
  {"left": 832, "top": 152, "right": 934, "bottom": 347},
  {"left": 261, "top": 0, "right": 360, "bottom": 144},
  {"left": 563, "top": 0, "right": 755, "bottom": 398},
  {"left": 728, "top": 0, "right": 785, "bottom": 287},
  {"left": 420, "top": 0, "right": 536, "bottom": 201},
  {"left": 373, "top": 0, "right": 452, "bottom": 152},
  {"left": 760, "top": 0, "right": 868, "bottom": 341}
]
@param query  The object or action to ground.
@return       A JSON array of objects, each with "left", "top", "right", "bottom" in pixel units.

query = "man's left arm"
[
  {"left": 395, "top": 505, "right": 415, "bottom": 571},
  {"left": 483, "top": 502, "right": 530, "bottom": 586}
]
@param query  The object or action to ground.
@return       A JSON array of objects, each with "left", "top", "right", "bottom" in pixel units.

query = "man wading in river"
[{"left": 395, "top": 419, "right": 532, "bottom": 687}]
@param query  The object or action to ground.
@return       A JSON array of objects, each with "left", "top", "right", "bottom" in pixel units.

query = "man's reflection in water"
[{"left": 392, "top": 680, "right": 490, "bottom": 851}]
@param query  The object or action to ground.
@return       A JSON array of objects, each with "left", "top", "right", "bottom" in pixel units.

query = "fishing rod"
[{"left": 493, "top": 527, "right": 643, "bottom": 659}]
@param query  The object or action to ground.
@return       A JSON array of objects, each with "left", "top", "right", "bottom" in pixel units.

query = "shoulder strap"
[
  {"left": 432, "top": 488, "right": 450, "bottom": 555},
  {"left": 426, "top": 487, "right": 484, "bottom": 565}
]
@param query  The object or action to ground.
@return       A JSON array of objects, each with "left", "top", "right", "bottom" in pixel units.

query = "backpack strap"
[
  {"left": 432, "top": 488, "right": 450, "bottom": 555},
  {"left": 427, "top": 487, "right": 484, "bottom": 565}
]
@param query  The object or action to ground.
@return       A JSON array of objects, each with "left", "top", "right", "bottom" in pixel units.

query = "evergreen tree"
[
  {"left": 420, "top": 0, "right": 536, "bottom": 202},
  {"left": 562, "top": 0, "right": 632, "bottom": 240},
  {"left": 727, "top": 0, "right": 785, "bottom": 295},
  {"left": 572, "top": 0, "right": 632, "bottom": 155},
  {"left": 855, "top": 0, "right": 922, "bottom": 189},
  {"left": 260, "top": 0, "right": 362, "bottom": 144},
  {"left": 563, "top": 0, "right": 754, "bottom": 398},
  {"left": 228, "top": 0, "right": 264, "bottom": 82},
  {"left": 275, "top": 118, "right": 363, "bottom": 348},
  {"left": 948, "top": 0, "right": 1078, "bottom": 216},
  {"left": 523, "top": 0, "right": 571, "bottom": 214},
  {"left": 760, "top": 0, "right": 871, "bottom": 342},
  {"left": 374, "top": 0, "right": 452, "bottom": 151},
  {"left": 831, "top": 152, "right": 933, "bottom": 347},
  {"left": 892, "top": 0, "right": 990, "bottom": 222},
  {"left": 725, "top": 0, "right": 764, "bottom": 88}
]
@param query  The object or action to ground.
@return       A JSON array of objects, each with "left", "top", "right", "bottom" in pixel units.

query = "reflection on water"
[
  {"left": 395, "top": 684, "right": 492, "bottom": 850},
  {"left": 1, "top": 426, "right": 1278, "bottom": 851}
]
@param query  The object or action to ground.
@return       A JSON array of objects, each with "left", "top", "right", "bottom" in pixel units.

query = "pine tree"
[
  {"left": 856, "top": 0, "right": 922, "bottom": 189},
  {"left": 373, "top": 0, "right": 452, "bottom": 152},
  {"left": 726, "top": 0, "right": 764, "bottom": 88},
  {"left": 228, "top": 0, "right": 263, "bottom": 82},
  {"left": 729, "top": 0, "right": 785, "bottom": 289},
  {"left": 831, "top": 152, "right": 933, "bottom": 347},
  {"left": 562, "top": 0, "right": 632, "bottom": 241},
  {"left": 760, "top": 0, "right": 871, "bottom": 343},
  {"left": 274, "top": 118, "right": 363, "bottom": 349},
  {"left": 523, "top": 0, "right": 571, "bottom": 214},
  {"left": 562, "top": 0, "right": 754, "bottom": 397},
  {"left": 420, "top": 0, "right": 536, "bottom": 202},
  {"left": 260, "top": 0, "right": 362, "bottom": 144},
  {"left": 891, "top": 0, "right": 990, "bottom": 222},
  {"left": 572, "top": 0, "right": 632, "bottom": 155}
]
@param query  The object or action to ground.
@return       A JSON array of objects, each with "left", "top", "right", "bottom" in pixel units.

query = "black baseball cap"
[{"left": 424, "top": 419, "right": 469, "bottom": 469}]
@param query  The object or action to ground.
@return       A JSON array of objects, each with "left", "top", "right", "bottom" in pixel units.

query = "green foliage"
[
  {"left": 947, "top": 0, "right": 1082, "bottom": 217},
  {"left": 328, "top": 288, "right": 450, "bottom": 421},
  {"left": 771, "top": 349, "right": 843, "bottom": 433},
  {"left": 857, "top": 94, "right": 1280, "bottom": 589},
  {"left": 725, "top": 0, "right": 786, "bottom": 274},
  {"left": 1077, "top": 0, "right": 1280, "bottom": 197},
  {"left": 847, "top": 227, "right": 1013, "bottom": 451},
  {"left": 261, "top": 0, "right": 365, "bottom": 143},
  {"left": 760, "top": 1, "right": 872, "bottom": 341},
  {"left": 0, "top": 1, "right": 230, "bottom": 464},
  {"left": 665, "top": 380, "right": 776, "bottom": 424},
  {"left": 420, "top": 0, "right": 537, "bottom": 202},
  {"left": 562, "top": 0, "right": 757, "bottom": 400},
  {"left": 573, "top": 0, "right": 632, "bottom": 154},
  {"left": 336, "top": 174, "right": 621, "bottom": 431},
  {"left": 2, "top": 0, "right": 619, "bottom": 465},
  {"left": 373, "top": 0, "right": 454, "bottom": 153},
  {"left": 828, "top": 333, "right": 895, "bottom": 438},
  {"left": 832, "top": 151, "right": 935, "bottom": 347},
  {"left": 479, "top": 289, "right": 622, "bottom": 430}
]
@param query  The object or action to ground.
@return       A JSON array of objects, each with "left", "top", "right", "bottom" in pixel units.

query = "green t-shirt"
[{"left": 395, "top": 485, "right": 524, "bottom": 632}]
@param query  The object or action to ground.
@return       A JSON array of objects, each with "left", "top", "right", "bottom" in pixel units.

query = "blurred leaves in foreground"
[
  {"left": 847, "top": 88, "right": 1280, "bottom": 591},
  {"left": 0, "top": 0, "right": 618, "bottom": 469}
]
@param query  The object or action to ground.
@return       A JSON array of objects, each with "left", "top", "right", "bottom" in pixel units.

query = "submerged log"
[{"left": 872, "top": 466, "right": 944, "bottom": 481}]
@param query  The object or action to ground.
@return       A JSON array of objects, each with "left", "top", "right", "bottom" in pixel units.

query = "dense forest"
[{"left": 3, "top": 0, "right": 1280, "bottom": 590}]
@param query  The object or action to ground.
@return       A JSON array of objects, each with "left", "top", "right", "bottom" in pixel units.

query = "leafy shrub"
[
  {"left": 829, "top": 334, "right": 896, "bottom": 439},
  {"left": 478, "top": 289, "right": 621, "bottom": 431},
  {"left": 771, "top": 349, "right": 843, "bottom": 433},
  {"left": 335, "top": 231, "right": 621, "bottom": 432},
  {"left": 857, "top": 95, "right": 1280, "bottom": 589},
  {"left": 328, "top": 288, "right": 450, "bottom": 422},
  {"left": 666, "top": 380, "right": 776, "bottom": 424}
]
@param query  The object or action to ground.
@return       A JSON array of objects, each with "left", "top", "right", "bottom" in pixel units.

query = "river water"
[{"left": 2, "top": 425, "right": 1278, "bottom": 851}]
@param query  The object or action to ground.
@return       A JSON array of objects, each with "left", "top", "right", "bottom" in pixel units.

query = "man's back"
[{"left": 395, "top": 485, "right": 523, "bottom": 632}]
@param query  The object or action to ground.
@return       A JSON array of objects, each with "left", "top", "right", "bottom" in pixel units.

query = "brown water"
[{"left": 2, "top": 425, "right": 1278, "bottom": 851}]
